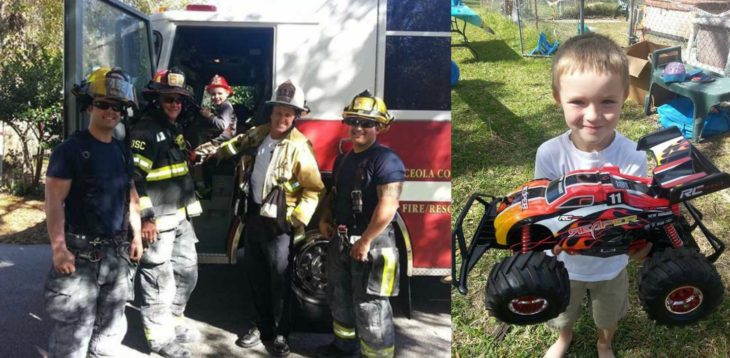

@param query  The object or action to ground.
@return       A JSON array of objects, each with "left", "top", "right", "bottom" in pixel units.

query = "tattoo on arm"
[{"left": 377, "top": 182, "right": 403, "bottom": 200}]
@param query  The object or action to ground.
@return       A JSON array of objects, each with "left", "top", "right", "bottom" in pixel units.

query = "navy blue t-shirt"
[
  {"left": 333, "top": 142, "right": 405, "bottom": 232},
  {"left": 46, "top": 131, "right": 133, "bottom": 236}
]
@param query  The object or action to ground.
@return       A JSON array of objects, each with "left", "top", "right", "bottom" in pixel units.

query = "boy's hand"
[
  {"left": 628, "top": 241, "right": 653, "bottom": 262},
  {"left": 551, "top": 244, "right": 563, "bottom": 256},
  {"left": 551, "top": 244, "right": 579, "bottom": 256},
  {"left": 199, "top": 108, "right": 213, "bottom": 119}
]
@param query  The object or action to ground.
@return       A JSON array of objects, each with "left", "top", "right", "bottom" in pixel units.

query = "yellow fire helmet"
[
  {"left": 342, "top": 90, "right": 394, "bottom": 128},
  {"left": 73, "top": 67, "right": 137, "bottom": 108}
]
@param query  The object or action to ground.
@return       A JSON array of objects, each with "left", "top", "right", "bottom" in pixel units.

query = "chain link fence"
[
  {"left": 479, "top": 0, "right": 729, "bottom": 73},
  {"left": 480, "top": 0, "right": 634, "bottom": 54}
]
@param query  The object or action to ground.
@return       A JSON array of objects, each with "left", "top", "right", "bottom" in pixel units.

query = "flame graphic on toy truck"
[{"left": 452, "top": 127, "right": 730, "bottom": 326}]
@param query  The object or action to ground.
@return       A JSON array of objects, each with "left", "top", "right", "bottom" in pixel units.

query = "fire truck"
[{"left": 63, "top": 0, "right": 451, "bottom": 320}]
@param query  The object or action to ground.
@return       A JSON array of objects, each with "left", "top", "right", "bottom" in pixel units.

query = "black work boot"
[
  {"left": 315, "top": 341, "right": 358, "bottom": 358},
  {"left": 235, "top": 327, "right": 262, "bottom": 348},
  {"left": 151, "top": 341, "right": 192, "bottom": 358},
  {"left": 269, "top": 335, "right": 291, "bottom": 357}
]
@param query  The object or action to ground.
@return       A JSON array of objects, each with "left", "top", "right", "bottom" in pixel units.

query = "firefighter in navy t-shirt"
[
  {"left": 317, "top": 91, "right": 405, "bottom": 358},
  {"left": 44, "top": 67, "right": 143, "bottom": 357}
]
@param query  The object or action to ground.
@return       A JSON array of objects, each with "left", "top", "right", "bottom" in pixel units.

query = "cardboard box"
[{"left": 624, "top": 41, "right": 668, "bottom": 104}]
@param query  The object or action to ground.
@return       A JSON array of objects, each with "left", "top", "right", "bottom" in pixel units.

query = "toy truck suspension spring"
[
  {"left": 663, "top": 224, "right": 683, "bottom": 248},
  {"left": 521, "top": 225, "right": 530, "bottom": 253}
]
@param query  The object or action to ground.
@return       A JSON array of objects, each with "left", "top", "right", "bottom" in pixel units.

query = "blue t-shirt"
[
  {"left": 334, "top": 142, "right": 405, "bottom": 232},
  {"left": 46, "top": 131, "right": 133, "bottom": 236}
]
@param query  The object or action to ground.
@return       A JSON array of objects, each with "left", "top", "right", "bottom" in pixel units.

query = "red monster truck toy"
[{"left": 452, "top": 127, "right": 730, "bottom": 326}]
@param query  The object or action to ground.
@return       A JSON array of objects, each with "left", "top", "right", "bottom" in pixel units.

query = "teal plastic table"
[{"left": 451, "top": 0, "right": 488, "bottom": 59}]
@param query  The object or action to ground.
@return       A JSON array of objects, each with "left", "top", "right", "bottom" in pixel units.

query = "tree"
[
  {"left": 118, "top": 0, "right": 195, "bottom": 14},
  {"left": 0, "top": 0, "right": 63, "bottom": 191},
  {"left": 0, "top": 0, "right": 194, "bottom": 191}
]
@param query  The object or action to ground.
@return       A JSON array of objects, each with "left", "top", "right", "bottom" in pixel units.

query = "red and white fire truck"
[{"left": 63, "top": 0, "right": 450, "bottom": 319}]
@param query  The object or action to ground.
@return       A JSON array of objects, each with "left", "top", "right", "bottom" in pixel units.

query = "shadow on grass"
[
  {"left": 0, "top": 195, "right": 43, "bottom": 226},
  {"left": 456, "top": 39, "right": 523, "bottom": 64},
  {"left": 0, "top": 221, "right": 47, "bottom": 244},
  {"left": 695, "top": 132, "right": 730, "bottom": 167},
  {"left": 452, "top": 79, "right": 565, "bottom": 180}
]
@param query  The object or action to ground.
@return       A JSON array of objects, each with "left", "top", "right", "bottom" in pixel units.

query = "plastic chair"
[{"left": 528, "top": 32, "right": 559, "bottom": 57}]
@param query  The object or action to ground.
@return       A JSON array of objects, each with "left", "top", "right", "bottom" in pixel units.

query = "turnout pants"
[
  {"left": 326, "top": 225, "right": 399, "bottom": 358},
  {"left": 45, "top": 244, "right": 135, "bottom": 358},
  {"left": 242, "top": 210, "right": 293, "bottom": 339},
  {"left": 138, "top": 219, "right": 198, "bottom": 347}
]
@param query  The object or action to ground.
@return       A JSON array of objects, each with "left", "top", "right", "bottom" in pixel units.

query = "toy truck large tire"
[
  {"left": 639, "top": 247, "right": 724, "bottom": 326},
  {"left": 485, "top": 251, "right": 570, "bottom": 325}
]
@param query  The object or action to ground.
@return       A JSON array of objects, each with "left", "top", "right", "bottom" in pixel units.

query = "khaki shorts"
[{"left": 548, "top": 268, "right": 628, "bottom": 330}]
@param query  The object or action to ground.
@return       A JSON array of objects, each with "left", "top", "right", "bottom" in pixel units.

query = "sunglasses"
[
  {"left": 93, "top": 101, "right": 126, "bottom": 112},
  {"left": 343, "top": 117, "right": 379, "bottom": 128},
  {"left": 161, "top": 96, "right": 183, "bottom": 104}
]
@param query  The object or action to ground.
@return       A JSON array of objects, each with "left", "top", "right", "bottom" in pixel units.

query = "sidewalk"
[{"left": 0, "top": 244, "right": 451, "bottom": 357}]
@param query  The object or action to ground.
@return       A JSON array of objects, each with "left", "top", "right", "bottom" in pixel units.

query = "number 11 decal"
[{"left": 608, "top": 192, "right": 623, "bottom": 205}]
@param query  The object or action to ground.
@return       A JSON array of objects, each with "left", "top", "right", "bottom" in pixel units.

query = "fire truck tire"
[
  {"left": 639, "top": 247, "right": 724, "bottom": 326},
  {"left": 485, "top": 251, "right": 570, "bottom": 325},
  {"left": 291, "top": 230, "right": 331, "bottom": 331}
]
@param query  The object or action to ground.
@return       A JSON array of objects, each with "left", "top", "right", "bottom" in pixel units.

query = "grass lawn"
[{"left": 451, "top": 5, "right": 730, "bottom": 358}]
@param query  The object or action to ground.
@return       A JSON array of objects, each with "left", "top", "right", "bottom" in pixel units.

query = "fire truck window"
[
  {"left": 387, "top": 0, "right": 449, "bottom": 32},
  {"left": 384, "top": 36, "right": 450, "bottom": 110},
  {"left": 153, "top": 31, "right": 162, "bottom": 67},
  {"left": 81, "top": 0, "right": 153, "bottom": 109}
]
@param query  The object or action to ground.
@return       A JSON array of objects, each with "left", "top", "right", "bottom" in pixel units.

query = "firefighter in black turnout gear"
[
  {"left": 317, "top": 91, "right": 405, "bottom": 358},
  {"left": 44, "top": 67, "right": 143, "bottom": 357},
  {"left": 130, "top": 68, "right": 202, "bottom": 358}
]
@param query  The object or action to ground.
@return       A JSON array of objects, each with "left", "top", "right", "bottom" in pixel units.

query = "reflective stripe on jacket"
[{"left": 130, "top": 112, "right": 201, "bottom": 227}]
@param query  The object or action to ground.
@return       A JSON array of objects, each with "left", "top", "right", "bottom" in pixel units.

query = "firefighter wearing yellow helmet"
[
  {"left": 44, "top": 67, "right": 143, "bottom": 357},
  {"left": 341, "top": 89, "right": 395, "bottom": 129},
  {"left": 317, "top": 90, "right": 404, "bottom": 358},
  {"left": 73, "top": 66, "right": 138, "bottom": 110},
  {"left": 130, "top": 67, "right": 201, "bottom": 358}
]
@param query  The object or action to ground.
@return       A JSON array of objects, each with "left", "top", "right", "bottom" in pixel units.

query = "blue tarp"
[{"left": 657, "top": 97, "right": 730, "bottom": 139}]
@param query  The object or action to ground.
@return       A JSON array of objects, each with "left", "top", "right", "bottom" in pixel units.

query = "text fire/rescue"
[{"left": 401, "top": 203, "right": 452, "bottom": 214}]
